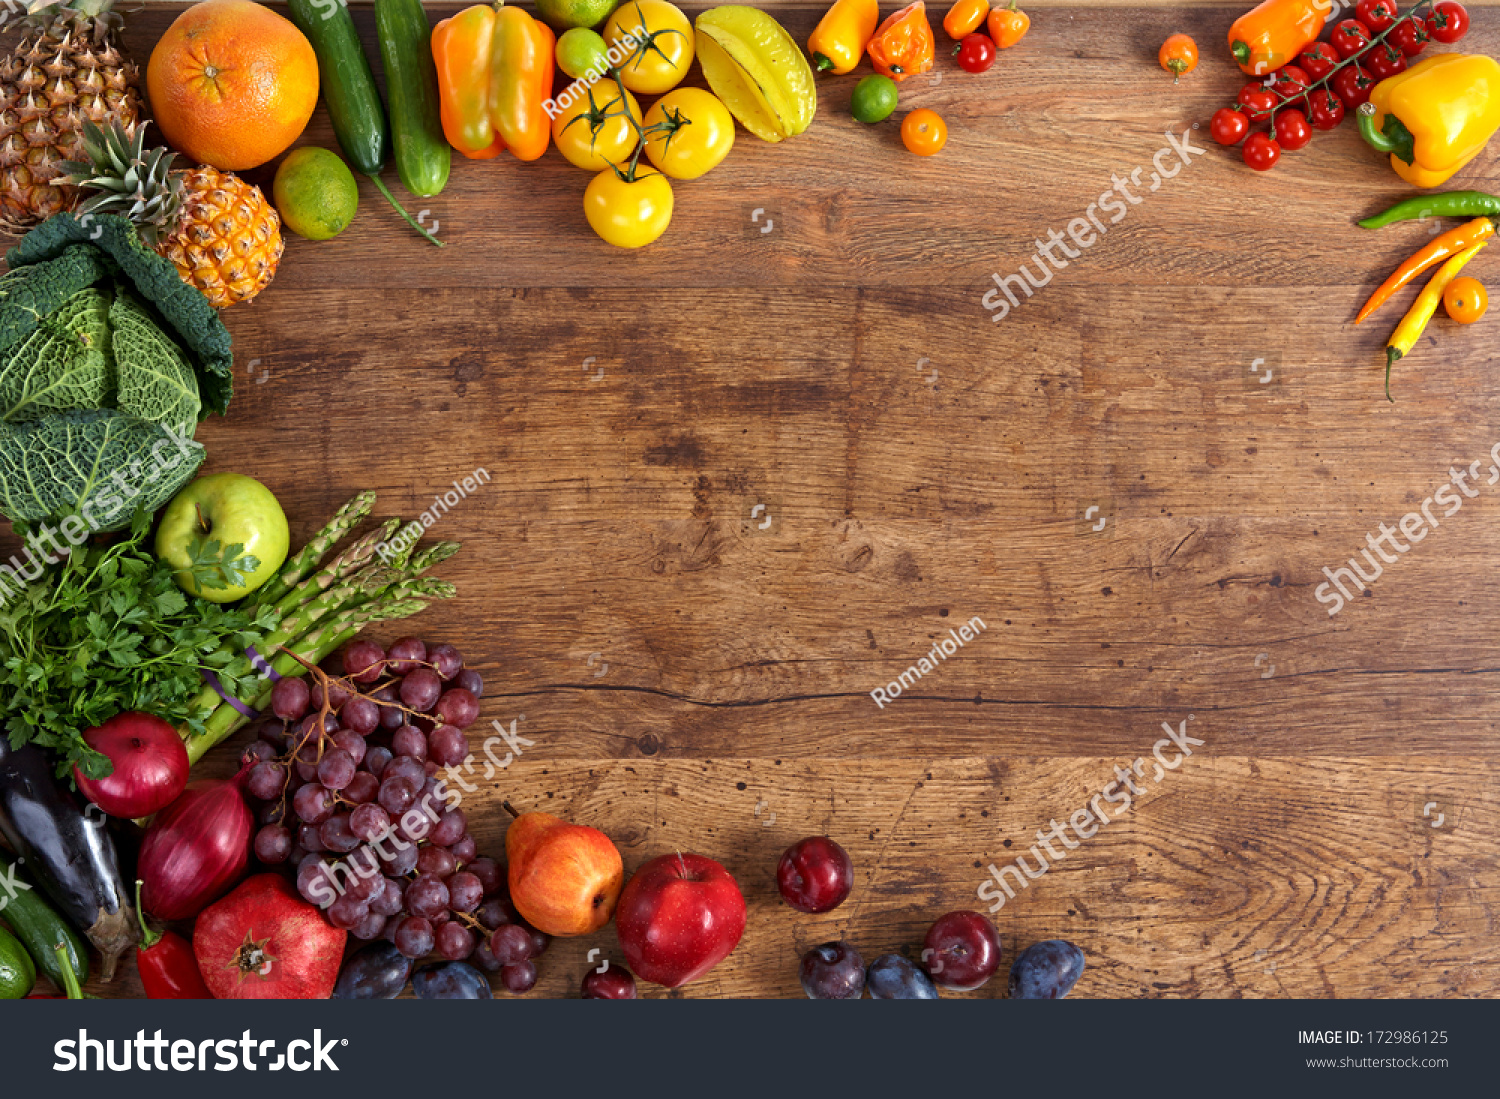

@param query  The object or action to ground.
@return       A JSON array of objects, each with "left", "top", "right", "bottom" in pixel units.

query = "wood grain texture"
[{"left": 6, "top": 1, "right": 1499, "bottom": 998}]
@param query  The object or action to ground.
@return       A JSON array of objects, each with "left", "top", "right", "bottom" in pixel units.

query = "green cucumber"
[
  {"left": 0, "top": 852, "right": 88, "bottom": 991},
  {"left": 375, "top": 0, "right": 451, "bottom": 198},
  {"left": 286, "top": 0, "right": 389, "bottom": 176},
  {"left": 0, "top": 925, "right": 35, "bottom": 999}
]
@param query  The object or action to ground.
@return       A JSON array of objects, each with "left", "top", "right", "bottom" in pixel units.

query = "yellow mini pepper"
[
  {"left": 1358, "top": 53, "right": 1500, "bottom": 189},
  {"left": 808, "top": 0, "right": 878, "bottom": 75}
]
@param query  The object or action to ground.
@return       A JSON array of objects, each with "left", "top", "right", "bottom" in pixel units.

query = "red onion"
[
  {"left": 138, "top": 766, "right": 252, "bottom": 921},
  {"left": 73, "top": 712, "right": 190, "bottom": 819}
]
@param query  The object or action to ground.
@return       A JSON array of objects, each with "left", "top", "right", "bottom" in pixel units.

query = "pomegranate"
[{"left": 194, "top": 874, "right": 346, "bottom": 999}]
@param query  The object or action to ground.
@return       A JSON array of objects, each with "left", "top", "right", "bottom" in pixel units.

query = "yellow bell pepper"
[
  {"left": 1358, "top": 53, "right": 1500, "bottom": 189},
  {"left": 807, "top": 0, "right": 878, "bottom": 75}
]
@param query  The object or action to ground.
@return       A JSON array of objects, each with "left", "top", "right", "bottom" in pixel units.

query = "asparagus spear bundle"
[
  {"left": 188, "top": 598, "right": 433, "bottom": 764},
  {"left": 185, "top": 493, "right": 462, "bottom": 760}
]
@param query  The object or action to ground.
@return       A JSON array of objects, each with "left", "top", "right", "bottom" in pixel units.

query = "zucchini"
[
  {"left": 0, "top": 741, "right": 131, "bottom": 980},
  {"left": 0, "top": 924, "right": 35, "bottom": 999},
  {"left": 286, "top": 0, "right": 389, "bottom": 176},
  {"left": 376, "top": 0, "right": 451, "bottom": 198},
  {"left": 0, "top": 850, "right": 89, "bottom": 991}
]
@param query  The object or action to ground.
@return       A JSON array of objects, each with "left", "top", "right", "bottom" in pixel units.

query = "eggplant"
[{"left": 0, "top": 739, "right": 137, "bottom": 980}]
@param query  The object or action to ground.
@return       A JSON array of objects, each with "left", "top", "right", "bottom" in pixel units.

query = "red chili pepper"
[{"left": 135, "top": 880, "right": 212, "bottom": 999}]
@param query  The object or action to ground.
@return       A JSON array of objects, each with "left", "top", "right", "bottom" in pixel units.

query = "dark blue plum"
[
  {"left": 413, "top": 961, "right": 494, "bottom": 999},
  {"left": 1008, "top": 940, "right": 1085, "bottom": 999},
  {"left": 866, "top": 953, "right": 939, "bottom": 999},
  {"left": 333, "top": 942, "right": 413, "bottom": 1000},
  {"left": 800, "top": 942, "right": 865, "bottom": 1000}
]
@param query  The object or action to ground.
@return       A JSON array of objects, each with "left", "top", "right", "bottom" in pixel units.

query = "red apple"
[
  {"left": 615, "top": 852, "right": 746, "bottom": 988},
  {"left": 506, "top": 810, "right": 624, "bottom": 936}
]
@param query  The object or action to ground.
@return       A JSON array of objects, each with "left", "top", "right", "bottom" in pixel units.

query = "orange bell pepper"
[
  {"left": 867, "top": 1, "right": 934, "bottom": 82},
  {"left": 431, "top": 1, "right": 551, "bottom": 162},
  {"left": 1227, "top": 0, "right": 1327, "bottom": 77}
]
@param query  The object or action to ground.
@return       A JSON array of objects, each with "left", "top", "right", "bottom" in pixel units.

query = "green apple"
[{"left": 155, "top": 473, "right": 290, "bottom": 602}]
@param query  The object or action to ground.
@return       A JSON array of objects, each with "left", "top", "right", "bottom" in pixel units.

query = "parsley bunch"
[{"left": 0, "top": 510, "right": 276, "bottom": 779}]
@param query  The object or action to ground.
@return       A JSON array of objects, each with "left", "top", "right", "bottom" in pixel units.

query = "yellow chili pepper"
[
  {"left": 1358, "top": 54, "right": 1500, "bottom": 189},
  {"left": 866, "top": 1, "right": 935, "bottom": 82},
  {"left": 1384, "top": 241, "right": 1486, "bottom": 400},
  {"left": 808, "top": 0, "right": 879, "bottom": 75},
  {"left": 432, "top": 4, "right": 500, "bottom": 157}
]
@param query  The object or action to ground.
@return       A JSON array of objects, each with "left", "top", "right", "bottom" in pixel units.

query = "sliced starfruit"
[{"left": 694, "top": 5, "right": 816, "bottom": 142}]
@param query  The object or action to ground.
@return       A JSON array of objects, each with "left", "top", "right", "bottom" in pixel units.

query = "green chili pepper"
[{"left": 1358, "top": 190, "right": 1500, "bottom": 230}]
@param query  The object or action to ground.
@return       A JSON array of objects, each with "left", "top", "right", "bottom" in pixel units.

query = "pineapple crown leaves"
[
  {"left": 8, "top": 0, "right": 123, "bottom": 38},
  {"left": 57, "top": 118, "right": 184, "bottom": 246}
]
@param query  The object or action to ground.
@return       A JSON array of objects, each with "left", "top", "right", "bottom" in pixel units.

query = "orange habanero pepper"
[
  {"left": 867, "top": 1, "right": 935, "bottom": 82},
  {"left": 488, "top": 1, "right": 554, "bottom": 162},
  {"left": 432, "top": 4, "right": 505, "bottom": 159}
]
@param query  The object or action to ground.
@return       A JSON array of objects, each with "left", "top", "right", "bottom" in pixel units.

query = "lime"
[
  {"left": 851, "top": 75, "right": 898, "bottom": 124},
  {"left": 556, "top": 27, "right": 611, "bottom": 80},
  {"left": 537, "top": 0, "right": 620, "bottom": 31},
  {"left": 273, "top": 147, "right": 359, "bottom": 242}
]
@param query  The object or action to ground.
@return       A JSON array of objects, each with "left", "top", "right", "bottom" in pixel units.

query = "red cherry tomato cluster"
[{"left": 1207, "top": 0, "right": 1467, "bottom": 172}]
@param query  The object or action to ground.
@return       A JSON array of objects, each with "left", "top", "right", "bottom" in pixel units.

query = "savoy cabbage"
[{"left": 0, "top": 215, "right": 231, "bottom": 529}]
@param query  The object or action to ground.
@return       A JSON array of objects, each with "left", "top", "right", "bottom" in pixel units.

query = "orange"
[{"left": 147, "top": 0, "right": 319, "bottom": 172}]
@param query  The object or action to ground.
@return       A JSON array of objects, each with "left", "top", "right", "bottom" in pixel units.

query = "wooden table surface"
[{"left": 33, "top": 0, "right": 1500, "bottom": 998}]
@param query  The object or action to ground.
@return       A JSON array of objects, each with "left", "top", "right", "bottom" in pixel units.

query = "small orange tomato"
[
  {"left": 943, "top": 0, "right": 988, "bottom": 40},
  {"left": 1158, "top": 33, "right": 1198, "bottom": 82},
  {"left": 1444, "top": 276, "right": 1488, "bottom": 324},
  {"left": 901, "top": 108, "right": 947, "bottom": 155},
  {"left": 986, "top": 0, "right": 1029, "bottom": 48}
]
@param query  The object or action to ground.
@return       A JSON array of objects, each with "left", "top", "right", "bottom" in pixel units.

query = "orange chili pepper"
[
  {"left": 1355, "top": 216, "right": 1497, "bottom": 324},
  {"left": 987, "top": 0, "right": 1029, "bottom": 49},
  {"left": 943, "top": 0, "right": 988, "bottom": 41},
  {"left": 867, "top": 1, "right": 935, "bottom": 81},
  {"left": 432, "top": 4, "right": 500, "bottom": 156},
  {"left": 1227, "top": 0, "right": 1326, "bottom": 77},
  {"left": 489, "top": 2, "right": 553, "bottom": 162}
]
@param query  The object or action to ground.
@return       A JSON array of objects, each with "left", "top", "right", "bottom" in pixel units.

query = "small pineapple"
[
  {"left": 0, "top": 0, "right": 142, "bottom": 232},
  {"left": 61, "top": 119, "right": 283, "bottom": 308}
]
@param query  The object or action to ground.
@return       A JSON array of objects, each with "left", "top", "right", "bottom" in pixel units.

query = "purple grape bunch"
[{"left": 241, "top": 638, "right": 550, "bottom": 992}]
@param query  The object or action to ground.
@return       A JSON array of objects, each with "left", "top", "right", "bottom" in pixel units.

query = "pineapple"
[
  {"left": 0, "top": 0, "right": 142, "bottom": 232},
  {"left": 60, "top": 119, "right": 283, "bottom": 308}
]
